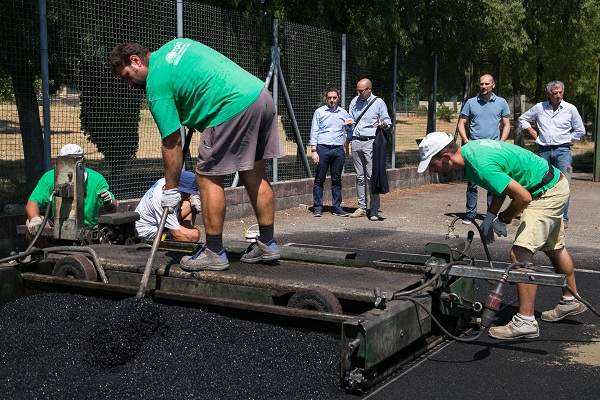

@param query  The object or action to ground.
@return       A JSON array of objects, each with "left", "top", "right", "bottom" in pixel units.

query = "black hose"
[
  {"left": 448, "top": 216, "right": 494, "bottom": 268},
  {"left": 391, "top": 261, "right": 467, "bottom": 299},
  {"left": 395, "top": 295, "right": 484, "bottom": 342},
  {"left": 565, "top": 286, "right": 600, "bottom": 318},
  {"left": 0, "top": 194, "right": 55, "bottom": 264},
  {"left": 42, "top": 246, "right": 108, "bottom": 284}
]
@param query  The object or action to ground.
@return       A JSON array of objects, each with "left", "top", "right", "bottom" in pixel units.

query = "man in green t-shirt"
[
  {"left": 25, "top": 143, "right": 115, "bottom": 236},
  {"left": 109, "top": 39, "right": 281, "bottom": 271},
  {"left": 417, "top": 132, "right": 587, "bottom": 340}
]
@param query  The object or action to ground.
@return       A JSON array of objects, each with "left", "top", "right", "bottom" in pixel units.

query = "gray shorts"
[{"left": 195, "top": 88, "right": 281, "bottom": 176}]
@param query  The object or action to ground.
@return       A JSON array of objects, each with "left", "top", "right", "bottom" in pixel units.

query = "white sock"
[
  {"left": 517, "top": 313, "right": 535, "bottom": 321},
  {"left": 561, "top": 295, "right": 575, "bottom": 302}
]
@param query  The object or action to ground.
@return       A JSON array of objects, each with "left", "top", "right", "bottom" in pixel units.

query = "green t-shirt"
[
  {"left": 146, "top": 38, "right": 264, "bottom": 139},
  {"left": 462, "top": 140, "right": 560, "bottom": 197},
  {"left": 28, "top": 168, "right": 113, "bottom": 226}
]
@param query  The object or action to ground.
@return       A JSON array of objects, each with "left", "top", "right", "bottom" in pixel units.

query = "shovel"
[{"left": 136, "top": 206, "right": 171, "bottom": 298}]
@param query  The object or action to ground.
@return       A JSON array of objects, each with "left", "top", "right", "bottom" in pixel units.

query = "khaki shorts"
[
  {"left": 195, "top": 88, "right": 282, "bottom": 176},
  {"left": 513, "top": 176, "right": 569, "bottom": 253}
]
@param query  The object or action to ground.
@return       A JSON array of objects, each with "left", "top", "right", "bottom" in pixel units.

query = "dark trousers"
[
  {"left": 313, "top": 144, "right": 345, "bottom": 211},
  {"left": 465, "top": 180, "right": 493, "bottom": 220}
]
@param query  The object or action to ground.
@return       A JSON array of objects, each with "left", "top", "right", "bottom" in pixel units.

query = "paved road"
[{"left": 223, "top": 172, "right": 600, "bottom": 399}]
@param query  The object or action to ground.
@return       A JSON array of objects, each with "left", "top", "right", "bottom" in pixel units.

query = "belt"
[
  {"left": 352, "top": 136, "right": 375, "bottom": 141},
  {"left": 530, "top": 159, "right": 556, "bottom": 198},
  {"left": 538, "top": 143, "right": 571, "bottom": 149},
  {"left": 317, "top": 144, "right": 344, "bottom": 148}
]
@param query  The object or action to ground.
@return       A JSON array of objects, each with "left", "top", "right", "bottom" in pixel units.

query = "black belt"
[
  {"left": 529, "top": 159, "right": 555, "bottom": 197},
  {"left": 352, "top": 136, "right": 375, "bottom": 141},
  {"left": 317, "top": 144, "right": 344, "bottom": 148},
  {"left": 538, "top": 143, "right": 571, "bottom": 150}
]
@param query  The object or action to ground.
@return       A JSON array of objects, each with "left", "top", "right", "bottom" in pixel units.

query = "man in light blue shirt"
[
  {"left": 519, "top": 80, "right": 585, "bottom": 226},
  {"left": 310, "top": 87, "right": 353, "bottom": 217},
  {"left": 458, "top": 74, "right": 511, "bottom": 224},
  {"left": 347, "top": 78, "right": 391, "bottom": 221}
]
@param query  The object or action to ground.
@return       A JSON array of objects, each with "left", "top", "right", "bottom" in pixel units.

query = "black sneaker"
[
  {"left": 332, "top": 208, "right": 348, "bottom": 217},
  {"left": 313, "top": 209, "right": 322, "bottom": 217}
]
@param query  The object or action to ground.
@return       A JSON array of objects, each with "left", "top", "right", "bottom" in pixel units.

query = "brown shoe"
[
  {"left": 541, "top": 300, "right": 587, "bottom": 322},
  {"left": 350, "top": 208, "right": 366, "bottom": 218}
]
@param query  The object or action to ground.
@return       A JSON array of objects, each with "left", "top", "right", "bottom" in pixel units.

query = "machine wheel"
[
  {"left": 51, "top": 254, "right": 98, "bottom": 281},
  {"left": 287, "top": 288, "right": 343, "bottom": 313}
]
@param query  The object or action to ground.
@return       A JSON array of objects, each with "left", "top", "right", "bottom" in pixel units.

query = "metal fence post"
[
  {"left": 272, "top": 17, "right": 279, "bottom": 183},
  {"left": 391, "top": 44, "right": 398, "bottom": 168},
  {"left": 593, "top": 58, "right": 600, "bottom": 182},
  {"left": 177, "top": 0, "right": 187, "bottom": 170},
  {"left": 341, "top": 34, "right": 346, "bottom": 109},
  {"left": 39, "top": 0, "right": 51, "bottom": 171}
]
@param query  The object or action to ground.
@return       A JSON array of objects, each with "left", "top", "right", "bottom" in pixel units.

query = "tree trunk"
[{"left": 10, "top": 72, "right": 45, "bottom": 193}]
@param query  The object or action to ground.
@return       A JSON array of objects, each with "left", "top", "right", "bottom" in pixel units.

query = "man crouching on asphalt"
[{"left": 417, "top": 131, "right": 587, "bottom": 340}]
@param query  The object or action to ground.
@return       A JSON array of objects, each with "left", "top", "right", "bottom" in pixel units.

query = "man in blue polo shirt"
[
  {"left": 309, "top": 87, "right": 353, "bottom": 217},
  {"left": 458, "top": 74, "right": 511, "bottom": 224}
]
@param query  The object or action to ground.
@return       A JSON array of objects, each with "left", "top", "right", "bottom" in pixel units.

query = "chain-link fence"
[{"left": 1, "top": 0, "right": 488, "bottom": 214}]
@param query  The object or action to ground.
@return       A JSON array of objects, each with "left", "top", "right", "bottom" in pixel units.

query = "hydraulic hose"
[
  {"left": 565, "top": 286, "right": 600, "bottom": 318},
  {"left": 42, "top": 246, "right": 108, "bottom": 284},
  {"left": 450, "top": 216, "right": 494, "bottom": 268},
  {"left": 0, "top": 193, "right": 55, "bottom": 264},
  {"left": 391, "top": 260, "right": 468, "bottom": 299},
  {"left": 395, "top": 295, "right": 484, "bottom": 342}
]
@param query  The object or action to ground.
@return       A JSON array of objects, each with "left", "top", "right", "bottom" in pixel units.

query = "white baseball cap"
[
  {"left": 417, "top": 132, "right": 453, "bottom": 173},
  {"left": 59, "top": 143, "right": 84, "bottom": 157}
]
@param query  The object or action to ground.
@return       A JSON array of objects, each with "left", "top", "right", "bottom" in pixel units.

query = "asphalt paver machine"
[{"left": 0, "top": 156, "right": 569, "bottom": 392}]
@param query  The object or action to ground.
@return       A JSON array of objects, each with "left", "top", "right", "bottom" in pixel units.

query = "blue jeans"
[
  {"left": 538, "top": 145, "right": 572, "bottom": 221},
  {"left": 465, "top": 180, "right": 493, "bottom": 220},
  {"left": 313, "top": 144, "right": 345, "bottom": 211}
]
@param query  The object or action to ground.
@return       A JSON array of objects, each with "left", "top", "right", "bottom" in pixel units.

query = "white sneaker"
[
  {"left": 488, "top": 314, "right": 539, "bottom": 340},
  {"left": 462, "top": 218, "right": 473, "bottom": 225}
]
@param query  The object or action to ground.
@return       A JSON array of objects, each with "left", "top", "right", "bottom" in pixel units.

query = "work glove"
[
  {"left": 189, "top": 194, "right": 202, "bottom": 213},
  {"left": 492, "top": 218, "right": 508, "bottom": 238},
  {"left": 161, "top": 187, "right": 181, "bottom": 209},
  {"left": 98, "top": 190, "right": 112, "bottom": 203},
  {"left": 26, "top": 216, "right": 43, "bottom": 235},
  {"left": 480, "top": 211, "right": 497, "bottom": 244}
]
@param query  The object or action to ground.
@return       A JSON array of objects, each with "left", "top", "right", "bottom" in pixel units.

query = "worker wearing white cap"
[
  {"left": 25, "top": 143, "right": 115, "bottom": 235},
  {"left": 417, "top": 132, "right": 586, "bottom": 340},
  {"left": 134, "top": 171, "right": 201, "bottom": 242}
]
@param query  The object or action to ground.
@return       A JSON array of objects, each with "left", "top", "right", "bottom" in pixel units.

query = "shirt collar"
[
  {"left": 357, "top": 93, "right": 374, "bottom": 103},
  {"left": 477, "top": 92, "right": 496, "bottom": 102},
  {"left": 543, "top": 100, "right": 563, "bottom": 110}
]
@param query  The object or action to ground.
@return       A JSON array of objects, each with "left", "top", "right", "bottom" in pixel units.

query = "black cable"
[
  {"left": 395, "top": 295, "right": 484, "bottom": 342},
  {"left": 0, "top": 194, "right": 55, "bottom": 264},
  {"left": 391, "top": 261, "right": 467, "bottom": 299},
  {"left": 565, "top": 286, "right": 600, "bottom": 318}
]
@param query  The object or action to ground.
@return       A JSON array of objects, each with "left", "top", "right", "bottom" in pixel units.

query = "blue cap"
[{"left": 178, "top": 171, "right": 198, "bottom": 194}]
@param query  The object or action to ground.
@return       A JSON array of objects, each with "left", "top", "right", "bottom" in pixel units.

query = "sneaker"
[
  {"left": 350, "top": 208, "right": 366, "bottom": 218},
  {"left": 541, "top": 299, "right": 587, "bottom": 322},
  {"left": 240, "top": 239, "right": 281, "bottom": 263},
  {"left": 462, "top": 218, "right": 473, "bottom": 225},
  {"left": 180, "top": 246, "right": 229, "bottom": 271},
  {"left": 332, "top": 208, "right": 349, "bottom": 217},
  {"left": 313, "top": 209, "right": 322, "bottom": 217},
  {"left": 488, "top": 314, "right": 540, "bottom": 340},
  {"left": 369, "top": 214, "right": 380, "bottom": 221}
]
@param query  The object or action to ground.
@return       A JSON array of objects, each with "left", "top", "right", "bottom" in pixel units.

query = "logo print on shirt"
[{"left": 165, "top": 41, "right": 190, "bottom": 66}]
